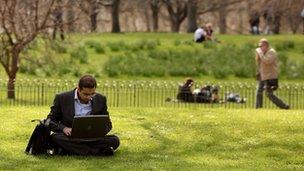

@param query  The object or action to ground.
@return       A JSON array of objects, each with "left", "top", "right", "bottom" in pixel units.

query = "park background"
[{"left": 1, "top": 0, "right": 304, "bottom": 170}]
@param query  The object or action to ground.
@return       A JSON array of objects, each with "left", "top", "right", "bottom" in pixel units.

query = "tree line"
[{"left": 58, "top": 0, "right": 304, "bottom": 33}]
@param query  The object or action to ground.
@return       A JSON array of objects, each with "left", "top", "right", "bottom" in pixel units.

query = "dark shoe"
[{"left": 102, "top": 147, "right": 114, "bottom": 156}]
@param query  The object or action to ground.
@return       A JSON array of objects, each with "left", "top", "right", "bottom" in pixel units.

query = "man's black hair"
[{"left": 78, "top": 75, "right": 97, "bottom": 89}]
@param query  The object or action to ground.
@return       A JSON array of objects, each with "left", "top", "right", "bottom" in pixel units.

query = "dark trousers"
[
  {"left": 51, "top": 133, "right": 120, "bottom": 155},
  {"left": 255, "top": 80, "right": 289, "bottom": 109},
  {"left": 195, "top": 35, "right": 205, "bottom": 43}
]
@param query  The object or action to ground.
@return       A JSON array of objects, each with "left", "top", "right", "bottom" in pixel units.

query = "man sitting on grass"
[{"left": 47, "top": 74, "right": 120, "bottom": 155}]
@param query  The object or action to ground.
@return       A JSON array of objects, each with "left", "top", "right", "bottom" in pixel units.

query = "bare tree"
[
  {"left": 197, "top": 0, "right": 245, "bottom": 34},
  {"left": 150, "top": 0, "right": 162, "bottom": 32},
  {"left": 52, "top": 0, "right": 65, "bottom": 40},
  {"left": 187, "top": 0, "right": 197, "bottom": 32},
  {"left": 0, "top": 0, "right": 56, "bottom": 99},
  {"left": 111, "top": 0, "right": 120, "bottom": 32},
  {"left": 217, "top": 0, "right": 228, "bottom": 34},
  {"left": 76, "top": 0, "right": 102, "bottom": 32},
  {"left": 285, "top": 0, "right": 304, "bottom": 34},
  {"left": 163, "top": 0, "right": 187, "bottom": 32},
  {"left": 66, "top": 0, "right": 76, "bottom": 32},
  {"left": 258, "top": 0, "right": 304, "bottom": 34},
  {"left": 136, "top": 0, "right": 151, "bottom": 32}
]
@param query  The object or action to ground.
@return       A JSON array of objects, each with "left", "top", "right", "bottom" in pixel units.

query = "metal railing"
[{"left": 1, "top": 79, "right": 303, "bottom": 109}]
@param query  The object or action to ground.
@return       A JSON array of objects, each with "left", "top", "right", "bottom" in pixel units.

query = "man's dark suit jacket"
[{"left": 47, "top": 89, "right": 112, "bottom": 133}]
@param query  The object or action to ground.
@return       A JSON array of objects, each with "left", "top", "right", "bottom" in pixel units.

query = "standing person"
[
  {"left": 255, "top": 38, "right": 289, "bottom": 109},
  {"left": 194, "top": 26, "right": 206, "bottom": 43},
  {"left": 47, "top": 75, "right": 120, "bottom": 155},
  {"left": 249, "top": 10, "right": 260, "bottom": 35}
]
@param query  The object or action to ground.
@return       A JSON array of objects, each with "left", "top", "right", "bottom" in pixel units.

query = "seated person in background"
[
  {"left": 211, "top": 86, "right": 220, "bottom": 103},
  {"left": 194, "top": 26, "right": 206, "bottom": 43},
  {"left": 194, "top": 85, "right": 212, "bottom": 103},
  {"left": 194, "top": 85, "right": 220, "bottom": 103},
  {"left": 177, "top": 78, "right": 195, "bottom": 102},
  {"left": 47, "top": 74, "right": 120, "bottom": 156},
  {"left": 225, "top": 92, "right": 246, "bottom": 103},
  {"left": 205, "top": 23, "right": 214, "bottom": 41}
]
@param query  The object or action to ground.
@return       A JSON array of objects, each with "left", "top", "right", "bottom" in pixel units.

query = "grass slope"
[
  {"left": 1, "top": 33, "right": 304, "bottom": 81},
  {"left": 0, "top": 106, "right": 303, "bottom": 170}
]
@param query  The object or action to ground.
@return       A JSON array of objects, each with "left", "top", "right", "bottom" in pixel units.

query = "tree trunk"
[
  {"left": 164, "top": 0, "right": 187, "bottom": 32},
  {"left": 90, "top": 0, "right": 100, "bottom": 32},
  {"left": 151, "top": 0, "right": 159, "bottom": 32},
  {"left": 144, "top": 5, "right": 151, "bottom": 32},
  {"left": 90, "top": 12, "right": 98, "bottom": 32},
  {"left": 67, "top": 0, "right": 75, "bottom": 32},
  {"left": 273, "top": 14, "right": 281, "bottom": 34},
  {"left": 7, "top": 49, "right": 20, "bottom": 99},
  {"left": 218, "top": 6, "right": 227, "bottom": 34},
  {"left": 111, "top": 0, "right": 120, "bottom": 33},
  {"left": 7, "top": 75, "right": 16, "bottom": 99},
  {"left": 186, "top": 0, "right": 197, "bottom": 33},
  {"left": 171, "top": 17, "right": 181, "bottom": 32},
  {"left": 303, "top": 19, "right": 304, "bottom": 34}
]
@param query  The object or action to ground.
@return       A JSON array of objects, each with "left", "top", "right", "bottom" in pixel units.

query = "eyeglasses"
[{"left": 80, "top": 92, "right": 96, "bottom": 97}]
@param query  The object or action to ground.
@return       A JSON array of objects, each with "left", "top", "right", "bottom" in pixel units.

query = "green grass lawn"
[{"left": 1, "top": 106, "right": 303, "bottom": 170}]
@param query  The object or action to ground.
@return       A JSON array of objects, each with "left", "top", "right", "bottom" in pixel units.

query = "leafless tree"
[
  {"left": 150, "top": 0, "right": 162, "bottom": 32},
  {"left": 0, "top": 0, "right": 56, "bottom": 99},
  {"left": 66, "top": 0, "right": 76, "bottom": 32},
  {"left": 186, "top": 0, "right": 197, "bottom": 32},
  {"left": 76, "top": 0, "right": 102, "bottom": 32},
  {"left": 284, "top": 0, "right": 304, "bottom": 34},
  {"left": 52, "top": 0, "right": 64, "bottom": 40},
  {"left": 111, "top": 0, "right": 120, "bottom": 32},
  {"left": 197, "top": 0, "right": 245, "bottom": 34},
  {"left": 163, "top": 0, "right": 187, "bottom": 32}
]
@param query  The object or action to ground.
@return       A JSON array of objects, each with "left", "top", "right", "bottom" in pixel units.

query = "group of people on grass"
[
  {"left": 194, "top": 23, "right": 214, "bottom": 43},
  {"left": 175, "top": 78, "right": 246, "bottom": 104}
]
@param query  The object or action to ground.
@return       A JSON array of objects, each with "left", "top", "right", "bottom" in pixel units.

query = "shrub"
[
  {"left": 85, "top": 40, "right": 100, "bottom": 48},
  {"left": 277, "top": 52, "right": 288, "bottom": 76},
  {"left": 86, "top": 68, "right": 102, "bottom": 78},
  {"left": 203, "top": 41, "right": 217, "bottom": 49},
  {"left": 58, "top": 67, "right": 72, "bottom": 76},
  {"left": 107, "top": 41, "right": 128, "bottom": 52},
  {"left": 174, "top": 39, "right": 181, "bottom": 46},
  {"left": 181, "top": 40, "right": 194, "bottom": 46},
  {"left": 51, "top": 41, "right": 67, "bottom": 53},
  {"left": 73, "top": 68, "right": 82, "bottom": 77},
  {"left": 147, "top": 49, "right": 170, "bottom": 60},
  {"left": 104, "top": 42, "right": 295, "bottom": 79},
  {"left": 94, "top": 45, "right": 105, "bottom": 54},
  {"left": 130, "top": 41, "right": 145, "bottom": 52},
  {"left": 70, "top": 46, "right": 88, "bottom": 63},
  {"left": 146, "top": 40, "right": 158, "bottom": 50},
  {"left": 275, "top": 40, "right": 295, "bottom": 51},
  {"left": 25, "top": 39, "right": 39, "bottom": 51},
  {"left": 282, "top": 40, "right": 295, "bottom": 49},
  {"left": 84, "top": 40, "right": 105, "bottom": 54}
]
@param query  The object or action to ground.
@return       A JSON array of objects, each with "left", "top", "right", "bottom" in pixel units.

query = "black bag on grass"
[{"left": 25, "top": 119, "right": 51, "bottom": 155}]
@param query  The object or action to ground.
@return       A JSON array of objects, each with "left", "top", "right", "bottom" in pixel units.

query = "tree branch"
[{"left": 197, "top": 0, "right": 245, "bottom": 15}]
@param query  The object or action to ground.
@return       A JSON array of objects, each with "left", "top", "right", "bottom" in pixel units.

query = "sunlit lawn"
[{"left": 0, "top": 106, "right": 303, "bottom": 170}]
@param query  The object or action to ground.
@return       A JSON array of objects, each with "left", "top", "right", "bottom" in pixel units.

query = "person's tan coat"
[{"left": 255, "top": 48, "right": 278, "bottom": 81}]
